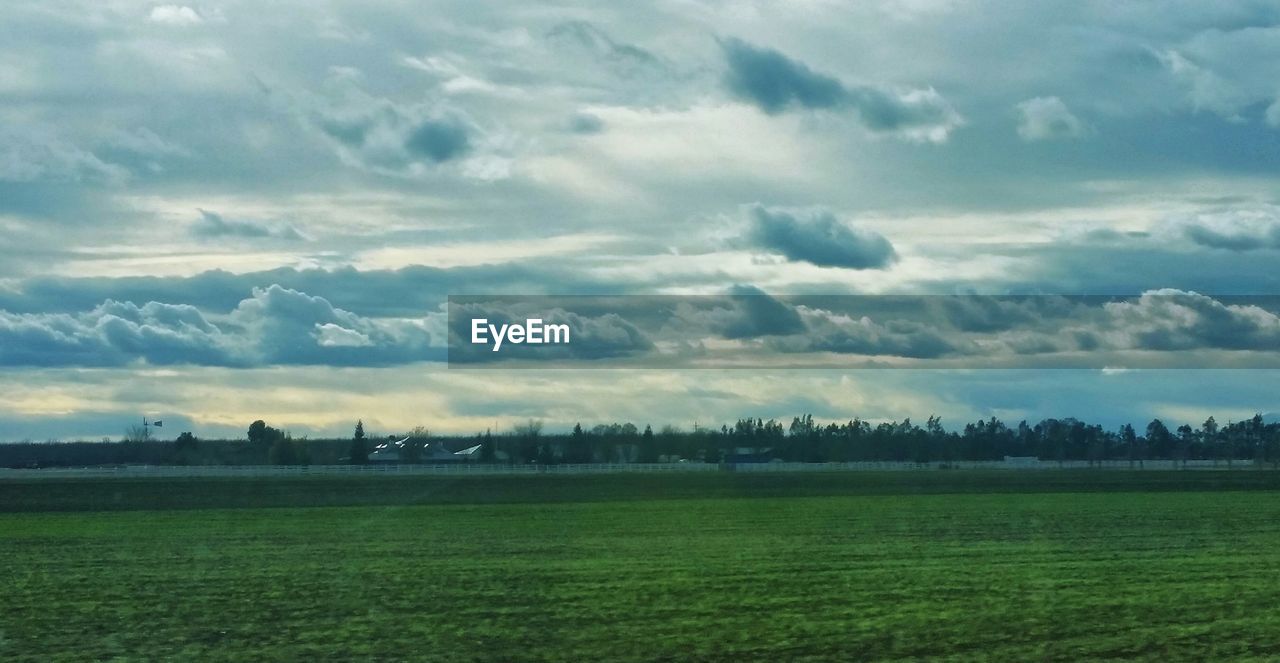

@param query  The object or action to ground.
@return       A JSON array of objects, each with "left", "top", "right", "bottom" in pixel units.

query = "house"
[{"left": 369, "top": 438, "right": 482, "bottom": 463}]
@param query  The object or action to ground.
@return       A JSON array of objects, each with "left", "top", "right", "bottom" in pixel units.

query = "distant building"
[
  {"left": 369, "top": 438, "right": 482, "bottom": 463},
  {"left": 723, "top": 447, "right": 775, "bottom": 464},
  {"left": 367, "top": 444, "right": 401, "bottom": 463}
]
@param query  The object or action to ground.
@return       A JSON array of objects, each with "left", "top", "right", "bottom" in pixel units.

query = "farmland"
[{"left": 5, "top": 472, "right": 1280, "bottom": 660}]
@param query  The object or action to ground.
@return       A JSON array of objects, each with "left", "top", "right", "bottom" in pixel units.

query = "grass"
[
  {"left": 7, "top": 469, "right": 1280, "bottom": 512},
  {"left": 4, "top": 472, "right": 1280, "bottom": 660}
]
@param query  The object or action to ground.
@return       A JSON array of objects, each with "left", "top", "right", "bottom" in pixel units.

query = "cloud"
[
  {"left": 315, "top": 102, "right": 473, "bottom": 166},
  {"left": 0, "top": 285, "right": 439, "bottom": 367},
  {"left": 546, "top": 21, "right": 669, "bottom": 80},
  {"left": 1267, "top": 99, "right": 1280, "bottom": 128},
  {"left": 720, "top": 38, "right": 962, "bottom": 142},
  {"left": 1015, "top": 97, "right": 1089, "bottom": 141},
  {"left": 103, "top": 128, "right": 189, "bottom": 159},
  {"left": 1103, "top": 290, "right": 1280, "bottom": 352},
  {"left": 0, "top": 262, "right": 630, "bottom": 319},
  {"left": 299, "top": 77, "right": 509, "bottom": 181},
  {"left": 191, "top": 209, "right": 305, "bottom": 241},
  {"left": 567, "top": 112, "right": 605, "bottom": 134},
  {"left": 770, "top": 308, "right": 961, "bottom": 359},
  {"left": 721, "top": 38, "right": 844, "bottom": 113},
  {"left": 744, "top": 205, "right": 897, "bottom": 269},
  {"left": 399, "top": 55, "right": 517, "bottom": 98},
  {"left": 0, "top": 128, "right": 127, "bottom": 183},
  {"left": 402, "top": 116, "right": 472, "bottom": 162},
  {"left": 937, "top": 295, "right": 1081, "bottom": 333},
  {"left": 148, "top": 5, "right": 203, "bottom": 26},
  {"left": 1178, "top": 208, "right": 1280, "bottom": 251},
  {"left": 672, "top": 286, "right": 807, "bottom": 340},
  {"left": 1185, "top": 224, "right": 1280, "bottom": 251},
  {"left": 315, "top": 323, "right": 373, "bottom": 347},
  {"left": 231, "top": 285, "right": 438, "bottom": 365},
  {"left": 1157, "top": 50, "right": 1245, "bottom": 119},
  {"left": 1155, "top": 24, "right": 1280, "bottom": 123}
]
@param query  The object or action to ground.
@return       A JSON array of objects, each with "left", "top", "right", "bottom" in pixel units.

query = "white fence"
[
  {"left": 729, "top": 459, "right": 1251, "bottom": 472},
  {"left": 0, "top": 459, "right": 1263, "bottom": 480}
]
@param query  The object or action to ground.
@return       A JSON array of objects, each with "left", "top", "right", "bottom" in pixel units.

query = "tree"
[
  {"left": 247, "top": 420, "right": 268, "bottom": 445},
  {"left": 566, "top": 423, "right": 591, "bottom": 464},
  {"left": 348, "top": 419, "right": 369, "bottom": 465},
  {"left": 515, "top": 420, "right": 542, "bottom": 463},
  {"left": 174, "top": 431, "right": 198, "bottom": 451},
  {"left": 269, "top": 437, "right": 299, "bottom": 465},
  {"left": 1146, "top": 419, "right": 1173, "bottom": 459},
  {"left": 638, "top": 424, "right": 658, "bottom": 463},
  {"left": 479, "top": 429, "right": 495, "bottom": 463},
  {"left": 124, "top": 424, "right": 150, "bottom": 444},
  {"left": 171, "top": 431, "right": 199, "bottom": 465},
  {"left": 1202, "top": 416, "right": 1221, "bottom": 465},
  {"left": 401, "top": 426, "right": 429, "bottom": 464},
  {"left": 1120, "top": 424, "right": 1138, "bottom": 467},
  {"left": 1176, "top": 425, "right": 1195, "bottom": 468}
]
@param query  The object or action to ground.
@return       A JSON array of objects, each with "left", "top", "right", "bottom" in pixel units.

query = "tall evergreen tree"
[
  {"left": 638, "top": 424, "right": 658, "bottom": 463},
  {"left": 479, "top": 429, "right": 495, "bottom": 463},
  {"left": 348, "top": 419, "right": 368, "bottom": 465}
]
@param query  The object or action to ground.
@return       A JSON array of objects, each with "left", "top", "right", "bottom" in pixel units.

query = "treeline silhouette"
[{"left": 3, "top": 413, "right": 1279, "bottom": 468}]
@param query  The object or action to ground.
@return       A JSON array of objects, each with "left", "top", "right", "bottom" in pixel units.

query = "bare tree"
[{"left": 123, "top": 424, "right": 150, "bottom": 443}]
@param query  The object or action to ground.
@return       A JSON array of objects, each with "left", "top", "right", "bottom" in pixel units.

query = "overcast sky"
[{"left": 3, "top": 1, "right": 1280, "bottom": 440}]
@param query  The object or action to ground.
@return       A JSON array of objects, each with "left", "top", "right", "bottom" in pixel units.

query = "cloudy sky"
[{"left": 3, "top": 1, "right": 1280, "bottom": 440}]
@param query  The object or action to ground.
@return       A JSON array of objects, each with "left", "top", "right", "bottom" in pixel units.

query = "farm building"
[{"left": 369, "top": 438, "right": 482, "bottom": 463}]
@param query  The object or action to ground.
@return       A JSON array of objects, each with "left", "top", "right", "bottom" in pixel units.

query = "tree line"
[
  {"left": 3, "top": 413, "right": 1278, "bottom": 468},
  {"left": 469, "top": 414, "right": 1280, "bottom": 467}
]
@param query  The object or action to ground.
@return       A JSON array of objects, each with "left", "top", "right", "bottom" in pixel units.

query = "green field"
[{"left": 5, "top": 473, "right": 1280, "bottom": 661}]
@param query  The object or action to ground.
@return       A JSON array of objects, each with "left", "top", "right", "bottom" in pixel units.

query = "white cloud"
[
  {"left": 0, "top": 286, "right": 439, "bottom": 367},
  {"left": 148, "top": 5, "right": 203, "bottom": 26},
  {"left": 315, "top": 323, "right": 374, "bottom": 347},
  {"left": 1015, "top": 97, "right": 1088, "bottom": 141}
]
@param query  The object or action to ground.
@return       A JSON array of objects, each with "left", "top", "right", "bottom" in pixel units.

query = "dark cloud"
[
  {"left": 192, "top": 209, "right": 305, "bottom": 241},
  {"left": 1184, "top": 221, "right": 1280, "bottom": 251},
  {"left": 403, "top": 116, "right": 472, "bottom": 162},
  {"left": 308, "top": 85, "right": 486, "bottom": 177},
  {"left": 720, "top": 38, "right": 845, "bottom": 113},
  {"left": 720, "top": 38, "right": 961, "bottom": 139},
  {"left": 745, "top": 205, "right": 897, "bottom": 269},
  {"left": 673, "top": 286, "right": 807, "bottom": 339},
  {"left": 769, "top": 312, "right": 961, "bottom": 359},
  {"left": 936, "top": 296, "right": 1085, "bottom": 333},
  {"left": 567, "top": 112, "right": 605, "bottom": 134}
]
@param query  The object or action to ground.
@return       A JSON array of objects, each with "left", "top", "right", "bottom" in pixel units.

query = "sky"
[{"left": 2, "top": 1, "right": 1280, "bottom": 440}]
